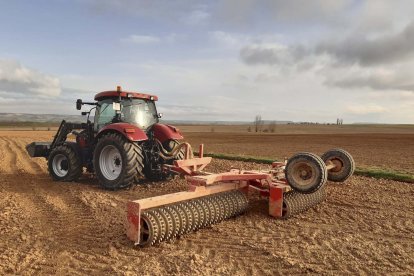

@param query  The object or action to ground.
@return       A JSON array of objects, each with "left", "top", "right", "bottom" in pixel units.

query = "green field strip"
[{"left": 195, "top": 152, "right": 414, "bottom": 183}]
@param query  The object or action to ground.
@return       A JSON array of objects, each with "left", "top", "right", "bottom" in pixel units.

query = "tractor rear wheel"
[
  {"left": 164, "top": 139, "right": 185, "bottom": 161},
  {"left": 164, "top": 139, "right": 185, "bottom": 180},
  {"left": 321, "top": 149, "right": 355, "bottom": 182},
  {"left": 48, "top": 145, "right": 82, "bottom": 181},
  {"left": 94, "top": 132, "right": 144, "bottom": 190},
  {"left": 285, "top": 152, "right": 327, "bottom": 194}
]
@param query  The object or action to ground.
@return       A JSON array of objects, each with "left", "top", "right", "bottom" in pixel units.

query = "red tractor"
[{"left": 26, "top": 86, "right": 185, "bottom": 189}]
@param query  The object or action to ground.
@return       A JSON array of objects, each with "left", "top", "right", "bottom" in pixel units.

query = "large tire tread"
[
  {"left": 321, "top": 148, "right": 355, "bottom": 182},
  {"left": 48, "top": 144, "right": 82, "bottom": 182},
  {"left": 165, "top": 139, "right": 185, "bottom": 161},
  {"left": 285, "top": 152, "right": 327, "bottom": 194},
  {"left": 94, "top": 132, "right": 144, "bottom": 189}
]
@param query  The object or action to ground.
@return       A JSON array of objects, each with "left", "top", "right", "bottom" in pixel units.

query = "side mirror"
[
  {"left": 76, "top": 99, "right": 82, "bottom": 110},
  {"left": 157, "top": 113, "right": 163, "bottom": 118}
]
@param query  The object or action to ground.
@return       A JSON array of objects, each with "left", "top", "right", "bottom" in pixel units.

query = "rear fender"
[
  {"left": 152, "top": 123, "right": 184, "bottom": 143},
  {"left": 96, "top": 123, "right": 148, "bottom": 142}
]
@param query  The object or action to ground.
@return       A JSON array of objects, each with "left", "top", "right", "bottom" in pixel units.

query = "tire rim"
[
  {"left": 52, "top": 154, "right": 69, "bottom": 177},
  {"left": 291, "top": 162, "right": 317, "bottom": 186},
  {"left": 328, "top": 158, "right": 344, "bottom": 173},
  {"left": 99, "top": 145, "right": 122, "bottom": 181}
]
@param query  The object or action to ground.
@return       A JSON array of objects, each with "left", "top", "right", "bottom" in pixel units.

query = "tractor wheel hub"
[{"left": 99, "top": 145, "right": 122, "bottom": 181}]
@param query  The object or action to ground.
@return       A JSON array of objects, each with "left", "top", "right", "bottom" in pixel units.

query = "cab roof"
[{"left": 94, "top": 90, "right": 158, "bottom": 101}]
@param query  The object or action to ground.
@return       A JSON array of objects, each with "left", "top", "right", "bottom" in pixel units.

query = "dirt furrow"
[
  {"left": 15, "top": 139, "right": 48, "bottom": 173},
  {"left": 6, "top": 138, "right": 44, "bottom": 174},
  {"left": 0, "top": 137, "right": 18, "bottom": 173}
]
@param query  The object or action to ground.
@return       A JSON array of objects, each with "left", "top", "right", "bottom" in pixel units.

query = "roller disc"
[
  {"left": 170, "top": 204, "right": 187, "bottom": 236},
  {"left": 152, "top": 209, "right": 169, "bottom": 242},
  {"left": 214, "top": 194, "right": 227, "bottom": 223},
  {"left": 203, "top": 197, "right": 217, "bottom": 225},
  {"left": 179, "top": 202, "right": 195, "bottom": 234},
  {"left": 139, "top": 210, "right": 160, "bottom": 246},
  {"left": 209, "top": 194, "right": 222, "bottom": 224},
  {"left": 282, "top": 187, "right": 326, "bottom": 219},
  {"left": 187, "top": 200, "right": 203, "bottom": 229},
  {"left": 196, "top": 198, "right": 210, "bottom": 227},
  {"left": 163, "top": 207, "right": 178, "bottom": 240},
  {"left": 234, "top": 191, "right": 249, "bottom": 216},
  {"left": 184, "top": 201, "right": 200, "bottom": 232},
  {"left": 222, "top": 193, "right": 235, "bottom": 218}
]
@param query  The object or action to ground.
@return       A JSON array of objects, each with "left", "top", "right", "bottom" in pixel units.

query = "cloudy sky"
[{"left": 1, "top": 0, "right": 414, "bottom": 123}]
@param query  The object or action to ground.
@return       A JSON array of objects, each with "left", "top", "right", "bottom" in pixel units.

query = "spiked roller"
[
  {"left": 126, "top": 145, "right": 354, "bottom": 246},
  {"left": 138, "top": 190, "right": 249, "bottom": 246}
]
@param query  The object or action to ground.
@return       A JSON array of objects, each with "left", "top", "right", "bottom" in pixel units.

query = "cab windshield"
[{"left": 95, "top": 98, "right": 158, "bottom": 130}]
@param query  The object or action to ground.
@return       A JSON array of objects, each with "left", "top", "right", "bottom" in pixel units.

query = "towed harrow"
[{"left": 127, "top": 145, "right": 354, "bottom": 246}]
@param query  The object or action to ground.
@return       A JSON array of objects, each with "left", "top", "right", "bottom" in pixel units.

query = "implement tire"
[
  {"left": 94, "top": 132, "right": 144, "bottom": 190},
  {"left": 285, "top": 152, "right": 327, "bottom": 194},
  {"left": 48, "top": 144, "right": 82, "bottom": 181},
  {"left": 321, "top": 149, "right": 355, "bottom": 182}
]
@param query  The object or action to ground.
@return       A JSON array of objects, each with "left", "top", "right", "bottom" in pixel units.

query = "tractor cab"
[
  {"left": 93, "top": 90, "right": 160, "bottom": 132},
  {"left": 77, "top": 87, "right": 161, "bottom": 132}
]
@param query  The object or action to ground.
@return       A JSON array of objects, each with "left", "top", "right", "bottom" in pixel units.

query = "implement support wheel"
[
  {"left": 285, "top": 152, "right": 327, "bottom": 194},
  {"left": 321, "top": 149, "right": 355, "bottom": 182}
]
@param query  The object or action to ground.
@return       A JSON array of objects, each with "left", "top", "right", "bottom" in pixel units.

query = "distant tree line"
[{"left": 249, "top": 115, "right": 345, "bottom": 132}]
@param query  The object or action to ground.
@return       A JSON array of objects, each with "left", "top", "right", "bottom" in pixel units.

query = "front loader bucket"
[{"left": 26, "top": 142, "right": 51, "bottom": 158}]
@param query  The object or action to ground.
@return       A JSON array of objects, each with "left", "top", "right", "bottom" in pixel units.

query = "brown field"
[
  {"left": 181, "top": 125, "right": 414, "bottom": 175},
  {"left": 0, "top": 128, "right": 413, "bottom": 275}
]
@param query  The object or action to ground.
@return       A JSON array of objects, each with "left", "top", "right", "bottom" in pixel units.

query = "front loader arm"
[
  {"left": 26, "top": 120, "right": 89, "bottom": 158},
  {"left": 50, "top": 120, "right": 88, "bottom": 150}
]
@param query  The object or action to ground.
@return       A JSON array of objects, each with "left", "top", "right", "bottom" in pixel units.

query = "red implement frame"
[{"left": 126, "top": 145, "right": 292, "bottom": 245}]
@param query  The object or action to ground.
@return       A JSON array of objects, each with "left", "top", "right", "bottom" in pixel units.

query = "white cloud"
[
  {"left": 208, "top": 31, "right": 255, "bottom": 49},
  {"left": 122, "top": 34, "right": 160, "bottom": 44},
  {"left": 346, "top": 104, "right": 387, "bottom": 115},
  {"left": 316, "top": 21, "right": 414, "bottom": 66},
  {"left": 239, "top": 19, "right": 414, "bottom": 93},
  {"left": 0, "top": 59, "right": 61, "bottom": 97},
  {"left": 324, "top": 65, "right": 414, "bottom": 92},
  {"left": 240, "top": 43, "right": 305, "bottom": 66},
  {"left": 122, "top": 33, "right": 186, "bottom": 45},
  {"left": 183, "top": 9, "right": 210, "bottom": 25}
]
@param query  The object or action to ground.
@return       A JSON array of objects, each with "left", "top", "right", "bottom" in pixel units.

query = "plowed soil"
[{"left": 0, "top": 131, "right": 413, "bottom": 275}]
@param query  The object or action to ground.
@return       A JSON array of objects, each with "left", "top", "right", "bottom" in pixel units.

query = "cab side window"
[{"left": 95, "top": 102, "right": 116, "bottom": 131}]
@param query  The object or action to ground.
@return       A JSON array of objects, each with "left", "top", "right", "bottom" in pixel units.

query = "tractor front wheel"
[
  {"left": 94, "top": 133, "right": 144, "bottom": 190},
  {"left": 48, "top": 145, "right": 82, "bottom": 181},
  {"left": 285, "top": 152, "right": 327, "bottom": 194}
]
